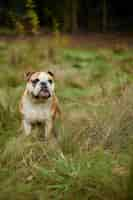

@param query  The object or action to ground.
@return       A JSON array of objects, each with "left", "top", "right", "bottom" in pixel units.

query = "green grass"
[{"left": 0, "top": 38, "right": 133, "bottom": 199}]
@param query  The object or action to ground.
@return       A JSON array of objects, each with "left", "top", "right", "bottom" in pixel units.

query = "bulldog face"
[{"left": 25, "top": 71, "right": 55, "bottom": 99}]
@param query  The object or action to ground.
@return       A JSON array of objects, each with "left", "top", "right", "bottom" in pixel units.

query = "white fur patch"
[{"left": 22, "top": 95, "right": 52, "bottom": 123}]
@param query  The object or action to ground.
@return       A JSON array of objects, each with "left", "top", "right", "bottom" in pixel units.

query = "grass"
[{"left": 0, "top": 37, "right": 133, "bottom": 199}]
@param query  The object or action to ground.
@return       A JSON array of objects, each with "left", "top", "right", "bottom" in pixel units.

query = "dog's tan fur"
[{"left": 19, "top": 71, "right": 61, "bottom": 140}]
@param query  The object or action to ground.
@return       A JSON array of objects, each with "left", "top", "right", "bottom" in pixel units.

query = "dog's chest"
[{"left": 22, "top": 99, "right": 51, "bottom": 123}]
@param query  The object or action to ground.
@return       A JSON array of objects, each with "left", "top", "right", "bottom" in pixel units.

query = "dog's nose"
[{"left": 40, "top": 82, "right": 47, "bottom": 88}]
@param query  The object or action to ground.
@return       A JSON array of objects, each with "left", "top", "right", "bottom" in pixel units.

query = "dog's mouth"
[
  {"left": 32, "top": 88, "right": 51, "bottom": 99},
  {"left": 39, "top": 88, "right": 51, "bottom": 98}
]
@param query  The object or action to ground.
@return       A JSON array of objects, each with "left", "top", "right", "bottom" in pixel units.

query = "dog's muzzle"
[{"left": 38, "top": 87, "right": 51, "bottom": 98}]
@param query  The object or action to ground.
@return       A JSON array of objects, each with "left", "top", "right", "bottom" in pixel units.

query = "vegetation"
[
  {"left": 0, "top": 37, "right": 133, "bottom": 199},
  {"left": 0, "top": 0, "right": 132, "bottom": 33}
]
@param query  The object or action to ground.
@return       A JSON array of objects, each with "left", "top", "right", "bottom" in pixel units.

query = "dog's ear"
[
  {"left": 24, "top": 72, "right": 35, "bottom": 81},
  {"left": 47, "top": 71, "right": 54, "bottom": 78}
]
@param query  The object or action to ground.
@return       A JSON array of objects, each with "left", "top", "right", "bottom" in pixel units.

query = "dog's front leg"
[
  {"left": 45, "top": 120, "right": 53, "bottom": 140},
  {"left": 23, "top": 120, "right": 32, "bottom": 136}
]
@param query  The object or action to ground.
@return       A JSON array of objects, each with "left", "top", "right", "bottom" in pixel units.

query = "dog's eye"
[
  {"left": 32, "top": 78, "right": 39, "bottom": 85},
  {"left": 48, "top": 79, "right": 53, "bottom": 84}
]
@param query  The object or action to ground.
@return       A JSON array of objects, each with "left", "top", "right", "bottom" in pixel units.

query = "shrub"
[
  {"left": 15, "top": 20, "right": 25, "bottom": 35},
  {"left": 25, "top": 0, "right": 40, "bottom": 34}
]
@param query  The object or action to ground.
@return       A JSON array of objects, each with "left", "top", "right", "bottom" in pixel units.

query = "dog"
[{"left": 19, "top": 71, "right": 61, "bottom": 140}]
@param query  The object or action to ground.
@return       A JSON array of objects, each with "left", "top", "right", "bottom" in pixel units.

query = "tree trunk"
[
  {"left": 71, "top": 0, "right": 78, "bottom": 33},
  {"left": 63, "top": 0, "right": 71, "bottom": 32},
  {"left": 102, "top": 0, "right": 107, "bottom": 32}
]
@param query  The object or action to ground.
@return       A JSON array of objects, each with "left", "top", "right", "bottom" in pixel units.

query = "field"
[{"left": 0, "top": 35, "right": 133, "bottom": 200}]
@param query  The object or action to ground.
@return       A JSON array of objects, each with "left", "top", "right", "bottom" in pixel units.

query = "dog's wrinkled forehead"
[{"left": 30, "top": 72, "right": 53, "bottom": 82}]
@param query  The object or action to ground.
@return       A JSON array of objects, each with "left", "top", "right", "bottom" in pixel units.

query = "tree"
[
  {"left": 102, "top": 0, "right": 107, "bottom": 32},
  {"left": 71, "top": 0, "right": 79, "bottom": 33}
]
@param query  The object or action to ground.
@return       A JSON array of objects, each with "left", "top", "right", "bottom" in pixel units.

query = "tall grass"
[{"left": 0, "top": 38, "right": 133, "bottom": 199}]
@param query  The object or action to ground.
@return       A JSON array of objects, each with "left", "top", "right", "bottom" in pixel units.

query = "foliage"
[
  {"left": 25, "top": 0, "right": 39, "bottom": 34},
  {"left": 0, "top": 0, "right": 132, "bottom": 32},
  {"left": 15, "top": 20, "right": 25, "bottom": 34},
  {"left": 3, "top": 0, "right": 40, "bottom": 35}
]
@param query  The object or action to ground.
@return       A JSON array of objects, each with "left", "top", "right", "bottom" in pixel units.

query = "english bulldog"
[{"left": 19, "top": 71, "right": 61, "bottom": 140}]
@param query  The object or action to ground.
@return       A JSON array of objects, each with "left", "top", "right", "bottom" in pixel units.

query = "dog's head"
[{"left": 25, "top": 71, "right": 55, "bottom": 100}]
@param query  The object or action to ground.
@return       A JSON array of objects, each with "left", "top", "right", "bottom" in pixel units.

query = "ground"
[{"left": 0, "top": 34, "right": 133, "bottom": 200}]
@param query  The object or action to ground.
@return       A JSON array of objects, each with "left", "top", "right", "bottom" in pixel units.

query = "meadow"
[{"left": 0, "top": 35, "right": 133, "bottom": 200}]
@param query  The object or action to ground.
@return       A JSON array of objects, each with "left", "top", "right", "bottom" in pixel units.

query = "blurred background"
[
  {"left": 1, "top": 1, "right": 133, "bottom": 200},
  {"left": 0, "top": 0, "right": 133, "bottom": 34}
]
